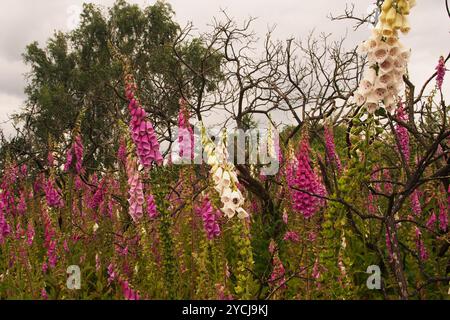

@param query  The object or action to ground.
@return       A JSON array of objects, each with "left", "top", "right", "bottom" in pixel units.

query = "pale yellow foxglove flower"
[
  {"left": 353, "top": 92, "right": 366, "bottom": 106},
  {"left": 366, "top": 92, "right": 380, "bottom": 105},
  {"left": 366, "top": 102, "right": 379, "bottom": 114},
  {"left": 213, "top": 167, "right": 224, "bottom": 184},
  {"left": 363, "top": 67, "right": 377, "bottom": 84},
  {"left": 386, "top": 7, "right": 397, "bottom": 25},
  {"left": 236, "top": 208, "right": 249, "bottom": 219},
  {"left": 386, "top": 36, "right": 398, "bottom": 47},
  {"left": 379, "top": 73, "right": 393, "bottom": 86},
  {"left": 393, "top": 58, "right": 405, "bottom": 70},
  {"left": 399, "top": 0, "right": 410, "bottom": 15},
  {"left": 400, "top": 48, "right": 411, "bottom": 61},
  {"left": 381, "top": 0, "right": 393, "bottom": 13},
  {"left": 394, "top": 13, "right": 403, "bottom": 30},
  {"left": 374, "top": 87, "right": 388, "bottom": 100},
  {"left": 400, "top": 15, "right": 411, "bottom": 34},
  {"left": 374, "top": 77, "right": 388, "bottom": 90},
  {"left": 384, "top": 95, "right": 396, "bottom": 108},
  {"left": 222, "top": 204, "right": 235, "bottom": 218},
  {"left": 379, "top": 11, "right": 387, "bottom": 24},
  {"left": 360, "top": 79, "right": 374, "bottom": 95},
  {"left": 382, "top": 24, "right": 394, "bottom": 37},
  {"left": 220, "top": 188, "right": 233, "bottom": 204},
  {"left": 389, "top": 46, "right": 400, "bottom": 57},
  {"left": 374, "top": 44, "right": 389, "bottom": 63}
]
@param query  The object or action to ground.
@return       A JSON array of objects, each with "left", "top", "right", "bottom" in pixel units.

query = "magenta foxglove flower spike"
[
  {"left": 17, "top": 191, "right": 26, "bottom": 215},
  {"left": 435, "top": 56, "right": 446, "bottom": 90},
  {"left": 44, "top": 179, "right": 64, "bottom": 208},
  {"left": 287, "top": 136, "right": 327, "bottom": 218},
  {"left": 439, "top": 200, "right": 448, "bottom": 231},
  {"left": 26, "top": 221, "right": 35, "bottom": 246},
  {"left": 395, "top": 102, "right": 410, "bottom": 162},
  {"left": 415, "top": 227, "right": 428, "bottom": 261},
  {"left": 410, "top": 190, "right": 422, "bottom": 216},
  {"left": 64, "top": 134, "right": 84, "bottom": 174},
  {"left": 283, "top": 231, "right": 300, "bottom": 243},
  {"left": 118, "top": 139, "right": 127, "bottom": 164},
  {"left": 124, "top": 74, "right": 163, "bottom": 168},
  {"left": 324, "top": 125, "right": 342, "bottom": 173},
  {"left": 269, "top": 253, "right": 286, "bottom": 290},
  {"left": 196, "top": 197, "right": 221, "bottom": 240}
]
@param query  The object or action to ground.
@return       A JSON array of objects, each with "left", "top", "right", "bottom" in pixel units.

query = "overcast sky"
[{"left": 0, "top": 0, "right": 448, "bottom": 137}]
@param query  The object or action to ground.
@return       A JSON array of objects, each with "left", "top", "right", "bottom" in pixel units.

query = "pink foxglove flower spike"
[
  {"left": 196, "top": 197, "right": 221, "bottom": 240},
  {"left": 287, "top": 135, "right": 327, "bottom": 219},
  {"left": 124, "top": 74, "right": 163, "bottom": 168},
  {"left": 435, "top": 56, "right": 446, "bottom": 90}
]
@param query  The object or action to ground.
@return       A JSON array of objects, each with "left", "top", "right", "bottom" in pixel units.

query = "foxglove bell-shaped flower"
[
  {"left": 426, "top": 212, "right": 437, "bottom": 230},
  {"left": 26, "top": 220, "right": 35, "bottom": 246},
  {"left": 283, "top": 231, "right": 300, "bottom": 243},
  {"left": 0, "top": 202, "right": 11, "bottom": 244},
  {"left": 269, "top": 251, "right": 286, "bottom": 290},
  {"left": 146, "top": 194, "right": 158, "bottom": 219}
]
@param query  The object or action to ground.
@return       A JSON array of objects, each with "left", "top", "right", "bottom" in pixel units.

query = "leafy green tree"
[{"left": 14, "top": 0, "right": 222, "bottom": 171}]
